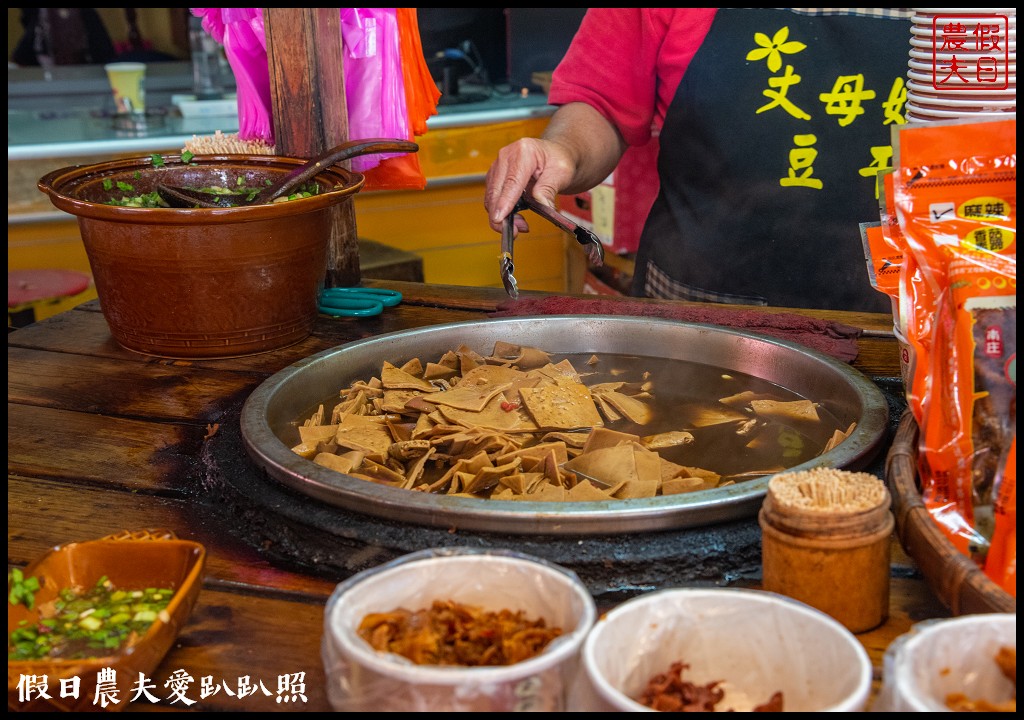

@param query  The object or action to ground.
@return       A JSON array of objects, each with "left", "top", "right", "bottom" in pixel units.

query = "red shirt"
[{"left": 549, "top": 8, "right": 718, "bottom": 146}]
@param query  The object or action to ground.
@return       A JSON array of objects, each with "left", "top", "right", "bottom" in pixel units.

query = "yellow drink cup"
[{"left": 104, "top": 62, "right": 147, "bottom": 114}]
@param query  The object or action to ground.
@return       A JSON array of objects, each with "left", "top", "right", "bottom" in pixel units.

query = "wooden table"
[{"left": 8, "top": 281, "right": 950, "bottom": 712}]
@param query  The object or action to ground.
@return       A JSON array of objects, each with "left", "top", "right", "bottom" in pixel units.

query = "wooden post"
[{"left": 263, "top": 8, "right": 360, "bottom": 287}]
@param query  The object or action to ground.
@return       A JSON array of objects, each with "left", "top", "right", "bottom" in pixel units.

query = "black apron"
[{"left": 631, "top": 9, "right": 910, "bottom": 312}]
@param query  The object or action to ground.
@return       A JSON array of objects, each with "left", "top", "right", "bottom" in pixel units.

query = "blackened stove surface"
[{"left": 197, "top": 379, "right": 906, "bottom": 606}]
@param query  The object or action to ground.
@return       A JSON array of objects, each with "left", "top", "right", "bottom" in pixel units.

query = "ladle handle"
[{"left": 263, "top": 138, "right": 419, "bottom": 203}]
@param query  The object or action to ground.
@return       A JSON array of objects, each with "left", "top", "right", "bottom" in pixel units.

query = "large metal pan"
[{"left": 240, "top": 316, "right": 888, "bottom": 535}]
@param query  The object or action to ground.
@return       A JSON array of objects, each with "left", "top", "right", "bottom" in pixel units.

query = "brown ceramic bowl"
[
  {"left": 7, "top": 529, "right": 206, "bottom": 712},
  {"left": 37, "top": 153, "right": 365, "bottom": 359}
]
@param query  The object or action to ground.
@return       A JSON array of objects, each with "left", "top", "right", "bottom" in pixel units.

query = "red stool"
[{"left": 8, "top": 269, "right": 93, "bottom": 329}]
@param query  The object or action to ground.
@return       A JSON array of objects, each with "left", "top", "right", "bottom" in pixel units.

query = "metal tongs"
[{"left": 500, "top": 194, "right": 605, "bottom": 299}]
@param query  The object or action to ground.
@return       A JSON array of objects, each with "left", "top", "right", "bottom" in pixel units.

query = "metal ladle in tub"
[{"left": 157, "top": 138, "right": 419, "bottom": 208}]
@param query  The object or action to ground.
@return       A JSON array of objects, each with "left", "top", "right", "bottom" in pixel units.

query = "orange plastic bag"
[
  {"left": 399, "top": 8, "right": 441, "bottom": 137},
  {"left": 892, "top": 118, "right": 1016, "bottom": 596},
  {"left": 872, "top": 171, "right": 937, "bottom": 421},
  {"left": 861, "top": 220, "right": 901, "bottom": 316},
  {"left": 984, "top": 436, "right": 1016, "bottom": 594}
]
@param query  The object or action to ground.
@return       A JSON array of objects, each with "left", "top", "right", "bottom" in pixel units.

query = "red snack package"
[
  {"left": 878, "top": 171, "right": 937, "bottom": 421},
  {"left": 893, "top": 118, "right": 1016, "bottom": 596}
]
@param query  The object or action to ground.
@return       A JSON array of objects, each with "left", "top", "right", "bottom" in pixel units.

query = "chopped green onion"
[
  {"left": 7, "top": 577, "right": 175, "bottom": 661},
  {"left": 8, "top": 569, "right": 40, "bottom": 610}
]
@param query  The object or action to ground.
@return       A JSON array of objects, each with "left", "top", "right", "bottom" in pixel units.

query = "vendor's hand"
[{"left": 484, "top": 138, "right": 576, "bottom": 235}]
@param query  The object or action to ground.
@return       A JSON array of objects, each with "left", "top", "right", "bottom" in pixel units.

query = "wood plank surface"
[
  {"left": 8, "top": 280, "right": 936, "bottom": 713},
  {"left": 124, "top": 587, "right": 330, "bottom": 712},
  {"left": 7, "top": 288, "right": 900, "bottom": 378},
  {"left": 8, "top": 404, "right": 199, "bottom": 492},
  {"left": 7, "top": 476, "right": 337, "bottom": 600},
  {"left": 7, "top": 298, "right": 492, "bottom": 374},
  {"left": 8, "top": 348, "right": 265, "bottom": 422}
]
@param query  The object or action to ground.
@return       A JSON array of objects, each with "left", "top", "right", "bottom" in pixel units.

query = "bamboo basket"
[{"left": 885, "top": 410, "right": 1016, "bottom": 615}]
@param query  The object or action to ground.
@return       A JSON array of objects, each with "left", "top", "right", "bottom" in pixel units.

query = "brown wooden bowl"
[
  {"left": 886, "top": 411, "right": 1016, "bottom": 616},
  {"left": 7, "top": 529, "right": 206, "bottom": 712}
]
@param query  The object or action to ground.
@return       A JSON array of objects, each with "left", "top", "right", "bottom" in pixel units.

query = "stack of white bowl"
[{"left": 907, "top": 8, "right": 1016, "bottom": 122}]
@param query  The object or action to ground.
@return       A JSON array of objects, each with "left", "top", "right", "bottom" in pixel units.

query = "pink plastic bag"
[
  {"left": 190, "top": 7, "right": 425, "bottom": 171},
  {"left": 340, "top": 8, "right": 410, "bottom": 173},
  {"left": 191, "top": 8, "right": 273, "bottom": 145}
]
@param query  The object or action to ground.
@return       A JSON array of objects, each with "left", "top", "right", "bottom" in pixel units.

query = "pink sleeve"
[{"left": 549, "top": 8, "right": 716, "bottom": 147}]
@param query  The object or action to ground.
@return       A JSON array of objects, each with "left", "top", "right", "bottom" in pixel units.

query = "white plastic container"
[
  {"left": 874, "top": 613, "right": 1016, "bottom": 712},
  {"left": 573, "top": 587, "right": 872, "bottom": 712},
  {"left": 321, "top": 547, "right": 596, "bottom": 712}
]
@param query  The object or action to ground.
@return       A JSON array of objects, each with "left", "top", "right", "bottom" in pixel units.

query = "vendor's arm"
[
  {"left": 484, "top": 103, "right": 626, "bottom": 232},
  {"left": 484, "top": 8, "right": 712, "bottom": 233}
]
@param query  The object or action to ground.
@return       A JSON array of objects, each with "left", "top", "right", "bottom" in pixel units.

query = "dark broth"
[{"left": 564, "top": 352, "right": 842, "bottom": 479}]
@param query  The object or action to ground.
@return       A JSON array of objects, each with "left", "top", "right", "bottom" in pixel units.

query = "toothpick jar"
[{"left": 759, "top": 468, "right": 894, "bottom": 633}]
